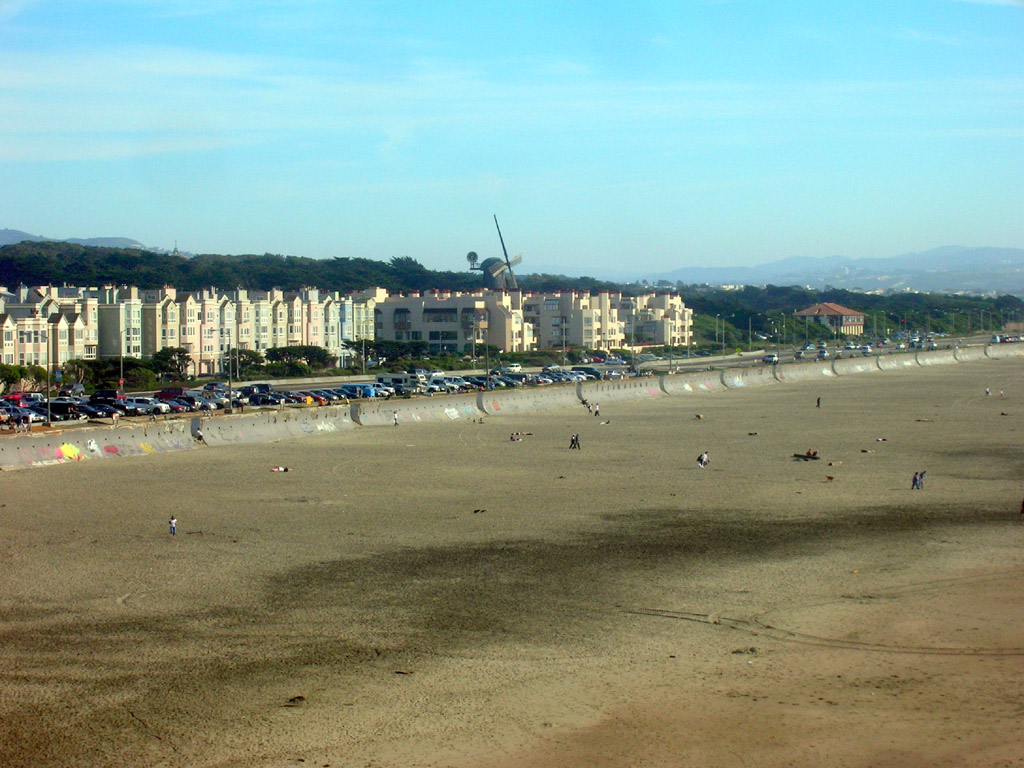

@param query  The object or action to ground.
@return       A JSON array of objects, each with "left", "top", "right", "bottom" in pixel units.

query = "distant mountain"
[
  {"left": 0, "top": 228, "right": 146, "bottom": 250},
  {"left": 640, "top": 247, "right": 1024, "bottom": 296}
]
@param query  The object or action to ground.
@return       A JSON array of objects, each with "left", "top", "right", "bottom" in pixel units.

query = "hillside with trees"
[{"left": 0, "top": 242, "right": 619, "bottom": 294}]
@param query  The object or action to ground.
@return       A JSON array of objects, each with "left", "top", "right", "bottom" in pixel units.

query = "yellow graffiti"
[{"left": 58, "top": 443, "right": 82, "bottom": 461}]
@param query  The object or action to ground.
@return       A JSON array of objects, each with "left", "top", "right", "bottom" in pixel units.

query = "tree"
[
  {"left": 264, "top": 345, "right": 336, "bottom": 369},
  {"left": 0, "top": 363, "right": 24, "bottom": 392},
  {"left": 233, "top": 348, "right": 264, "bottom": 377},
  {"left": 150, "top": 347, "right": 192, "bottom": 379}
]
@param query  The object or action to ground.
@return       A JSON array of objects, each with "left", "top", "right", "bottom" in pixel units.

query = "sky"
[{"left": 1, "top": 0, "right": 1022, "bottom": 280}]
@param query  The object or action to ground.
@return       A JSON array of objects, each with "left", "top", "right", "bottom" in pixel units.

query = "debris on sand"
[
  {"left": 473, "top": 509, "right": 486, "bottom": 514},
  {"left": 283, "top": 695, "right": 306, "bottom": 707}
]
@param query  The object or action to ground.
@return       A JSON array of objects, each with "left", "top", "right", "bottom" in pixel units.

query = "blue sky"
[{"left": 1, "top": 0, "right": 1021, "bottom": 279}]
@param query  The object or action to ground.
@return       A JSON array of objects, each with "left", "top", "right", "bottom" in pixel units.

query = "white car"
[{"left": 125, "top": 396, "right": 171, "bottom": 414}]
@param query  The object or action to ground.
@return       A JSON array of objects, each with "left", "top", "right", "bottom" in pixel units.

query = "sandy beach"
[{"left": 1, "top": 361, "right": 1023, "bottom": 767}]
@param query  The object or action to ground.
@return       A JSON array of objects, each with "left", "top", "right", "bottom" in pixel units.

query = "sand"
[{"left": 1, "top": 361, "right": 1023, "bottom": 767}]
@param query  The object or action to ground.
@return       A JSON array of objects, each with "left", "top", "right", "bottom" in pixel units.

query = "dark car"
[
  {"left": 84, "top": 403, "right": 119, "bottom": 417},
  {"left": 76, "top": 404, "right": 109, "bottom": 419},
  {"left": 90, "top": 388, "right": 126, "bottom": 405},
  {"left": 249, "top": 393, "right": 282, "bottom": 406},
  {"left": 109, "top": 402, "right": 143, "bottom": 417},
  {"left": 47, "top": 401, "right": 89, "bottom": 421}
]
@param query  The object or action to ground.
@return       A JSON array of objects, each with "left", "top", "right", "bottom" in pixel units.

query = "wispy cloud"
[
  {"left": 0, "top": 0, "right": 40, "bottom": 20},
  {"left": 953, "top": 0, "right": 1024, "bottom": 6},
  {"left": 890, "top": 27, "right": 965, "bottom": 46}
]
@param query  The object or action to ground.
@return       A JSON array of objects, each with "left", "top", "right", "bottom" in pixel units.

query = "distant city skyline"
[{"left": 1, "top": 1, "right": 1021, "bottom": 278}]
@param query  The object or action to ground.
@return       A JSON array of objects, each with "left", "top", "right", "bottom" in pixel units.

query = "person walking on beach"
[
  {"left": 569, "top": 433, "right": 580, "bottom": 450},
  {"left": 392, "top": 410, "right": 399, "bottom": 426},
  {"left": 917, "top": 470, "right": 926, "bottom": 489},
  {"left": 169, "top": 516, "right": 177, "bottom": 535},
  {"left": 816, "top": 396, "right": 821, "bottom": 408},
  {"left": 697, "top": 450, "right": 709, "bottom": 468},
  {"left": 593, "top": 403, "right": 600, "bottom": 418},
  {"left": 912, "top": 472, "right": 920, "bottom": 490}
]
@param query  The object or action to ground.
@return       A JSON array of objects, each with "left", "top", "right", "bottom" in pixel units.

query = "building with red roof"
[{"left": 795, "top": 302, "right": 864, "bottom": 336}]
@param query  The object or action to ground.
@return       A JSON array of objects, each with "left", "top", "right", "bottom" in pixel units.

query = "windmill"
[{"left": 466, "top": 215, "right": 522, "bottom": 291}]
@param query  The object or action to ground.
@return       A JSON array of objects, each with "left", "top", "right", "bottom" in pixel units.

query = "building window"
[{"left": 423, "top": 308, "right": 458, "bottom": 323}]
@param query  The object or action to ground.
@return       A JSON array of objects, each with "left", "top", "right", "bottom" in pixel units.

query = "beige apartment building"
[
  {"left": 371, "top": 289, "right": 534, "bottom": 356},
  {"left": 1, "top": 281, "right": 690, "bottom": 378},
  {"left": 372, "top": 287, "right": 691, "bottom": 356},
  {"left": 0, "top": 285, "right": 100, "bottom": 368}
]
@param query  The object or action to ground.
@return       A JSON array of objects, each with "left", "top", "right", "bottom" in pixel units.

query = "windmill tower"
[{"left": 467, "top": 216, "right": 523, "bottom": 291}]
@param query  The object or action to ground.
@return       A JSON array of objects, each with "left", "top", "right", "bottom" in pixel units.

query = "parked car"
[
  {"left": 109, "top": 402, "right": 144, "bottom": 417},
  {"left": 125, "top": 396, "right": 171, "bottom": 414},
  {"left": 8, "top": 406, "right": 46, "bottom": 423},
  {"left": 73, "top": 404, "right": 108, "bottom": 419},
  {"left": 90, "top": 388, "right": 126, "bottom": 406},
  {"left": 46, "top": 401, "right": 89, "bottom": 421},
  {"left": 197, "top": 391, "right": 230, "bottom": 407}
]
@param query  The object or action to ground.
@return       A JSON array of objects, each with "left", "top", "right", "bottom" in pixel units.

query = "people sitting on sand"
[{"left": 271, "top": 466, "right": 290, "bottom": 472}]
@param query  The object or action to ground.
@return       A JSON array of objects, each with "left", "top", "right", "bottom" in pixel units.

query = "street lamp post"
[
  {"left": 44, "top": 328, "right": 51, "bottom": 425},
  {"left": 560, "top": 315, "right": 567, "bottom": 366},
  {"left": 226, "top": 343, "right": 233, "bottom": 413}
]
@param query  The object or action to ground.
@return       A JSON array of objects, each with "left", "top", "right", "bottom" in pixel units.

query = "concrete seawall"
[
  {"left": 3, "top": 344, "right": 1018, "bottom": 470},
  {"left": 201, "top": 406, "right": 354, "bottom": 445},
  {"left": 354, "top": 394, "right": 481, "bottom": 426},
  {"left": 954, "top": 345, "right": 987, "bottom": 362},
  {"left": 772, "top": 361, "right": 836, "bottom": 383},
  {"left": 579, "top": 378, "right": 662, "bottom": 403},
  {"left": 660, "top": 371, "right": 724, "bottom": 395},
  {"left": 721, "top": 366, "right": 779, "bottom": 389},
  {"left": 916, "top": 348, "right": 958, "bottom": 366},
  {"left": 0, "top": 419, "right": 196, "bottom": 469},
  {"left": 877, "top": 352, "right": 920, "bottom": 371},
  {"left": 478, "top": 385, "right": 580, "bottom": 416},
  {"left": 831, "top": 356, "right": 881, "bottom": 375},
  {"left": 984, "top": 343, "right": 1024, "bottom": 360}
]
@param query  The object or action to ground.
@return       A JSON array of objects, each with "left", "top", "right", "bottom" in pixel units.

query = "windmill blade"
[
  {"left": 494, "top": 215, "right": 510, "bottom": 263},
  {"left": 507, "top": 254, "right": 522, "bottom": 268}
]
